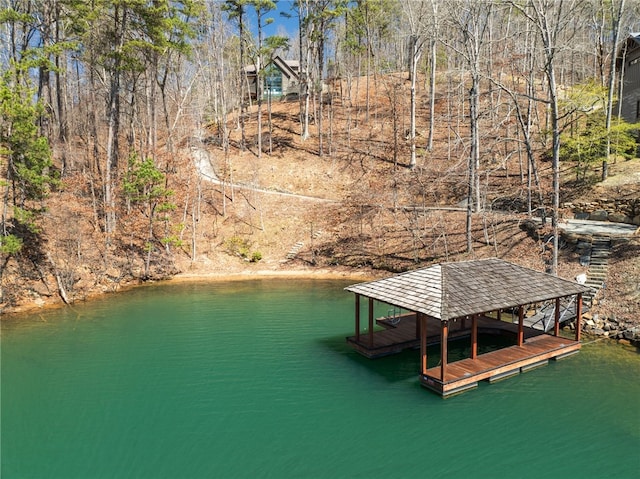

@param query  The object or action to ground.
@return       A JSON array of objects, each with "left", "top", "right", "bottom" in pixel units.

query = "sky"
[{"left": 242, "top": 1, "right": 300, "bottom": 41}]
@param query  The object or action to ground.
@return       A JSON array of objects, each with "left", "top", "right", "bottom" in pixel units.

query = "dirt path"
[{"left": 192, "top": 147, "right": 334, "bottom": 203}]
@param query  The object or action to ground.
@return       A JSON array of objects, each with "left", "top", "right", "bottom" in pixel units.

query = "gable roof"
[
  {"left": 243, "top": 56, "right": 300, "bottom": 80},
  {"left": 617, "top": 33, "right": 640, "bottom": 62},
  {"left": 345, "top": 258, "right": 590, "bottom": 321}
]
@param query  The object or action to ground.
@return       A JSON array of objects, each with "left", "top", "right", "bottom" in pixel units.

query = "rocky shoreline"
[{"left": 579, "top": 312, "right": 640, "bottom": 344}]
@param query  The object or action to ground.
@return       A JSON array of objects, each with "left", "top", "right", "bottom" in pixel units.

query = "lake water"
[{"left": 2, "top": 279, "right": 639, "bottom": 478}]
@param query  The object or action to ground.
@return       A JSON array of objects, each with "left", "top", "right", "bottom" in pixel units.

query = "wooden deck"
[
  {"left": 346, "top": 313, "right": 543, "bottom": 358},
  {"left": 346, "top": 312, "right": 581, "bottom": 397},
  {"left": 421, "top": 334, "right": 581, "bottom": 397}
]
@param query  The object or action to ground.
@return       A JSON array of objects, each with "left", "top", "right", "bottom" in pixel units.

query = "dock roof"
[{"left": 345, "top": 258, "right": 590, "bottom": 321}]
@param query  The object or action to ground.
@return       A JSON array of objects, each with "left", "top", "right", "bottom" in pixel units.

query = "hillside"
[{"left": 2, "top": 74, "right": 639, "bottom": 334}]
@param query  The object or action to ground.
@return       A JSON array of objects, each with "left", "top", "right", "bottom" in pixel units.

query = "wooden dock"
[
  {"left": 421, "top": 334, "right": 580, "bottom": 397},
  {"left": 346, "top": 313, "right": 544, "bottom": 359},
  {"left": 346, "top": 312, "right": 580, "bottom": 397},
  {"left": 344, "top": 260, "right": 589, "bottom": 397}
]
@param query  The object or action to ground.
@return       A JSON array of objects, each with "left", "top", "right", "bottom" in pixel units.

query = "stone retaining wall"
[{"left": 563, "top": 198, "right": 640, "bottom": 225}]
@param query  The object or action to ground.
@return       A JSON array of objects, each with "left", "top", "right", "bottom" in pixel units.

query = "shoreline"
[
  {"left": 0, "top": 265, "right": 383, "bottom": 318},
  {"left": 3, "top": 264, "right": 639, "bottom": 348},
  {"left": 168, "top": 266, "right": 380, "bottom": 283}
]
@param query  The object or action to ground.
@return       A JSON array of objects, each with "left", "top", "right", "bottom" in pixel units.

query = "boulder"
[
  {"left": 608, "top": 213, "right": 632, "bottom": 224},
  {"left": 589, "top": 210, "right": 609, "bottom": 221},
  {"left": 623, "top": 327, "right": 640, "bottom": 341}
]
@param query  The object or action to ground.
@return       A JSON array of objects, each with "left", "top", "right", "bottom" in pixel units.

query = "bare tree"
[
  {"left": 404, "top": 0, "right": 429, "bottom": 169},
  {"left": 443, "top": 0, "right": 493, "bottom": 253},
  {"left": 603, "top": 0, "right": 626, "bottom": 180},
  {"left": 511, "top": 0, "right": 583, "bottom": 275}
]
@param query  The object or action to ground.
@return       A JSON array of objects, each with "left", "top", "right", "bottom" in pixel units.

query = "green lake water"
[{"left": 1, "top": 279, "right": 639, "bottom": 479}]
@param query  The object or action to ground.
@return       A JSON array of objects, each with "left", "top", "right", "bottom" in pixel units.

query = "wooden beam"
[
  {"left": 471, "top": 314, "right": 478, "bottom": 359},
  {"left": 420, "top": 313, "right": 427, "bottom": 375},
  {"left": 441, "top": 321, "right": 449, "bottom": 381},
  {"left": 575, "top": 293, "right": 583, "bottom": 341},
  {"left": 368, "top": 297, "right": 374, "bottom": 348},
  {"left": 554, "top": 297, "right": 561, "bottom": 336},
  {"left": 355, "top": 294, "right": 360, "bottom": 341},
  {"left": 517, "top": 305, "right": 524, "bottom": 346},
  {"left": 497, "top": 309, "right": 502, "bottom": 322}
]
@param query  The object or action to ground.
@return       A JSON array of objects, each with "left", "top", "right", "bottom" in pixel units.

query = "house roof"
[
  {"left": 617, "top": 33, "right": 640, "bottom": 61},
  {"left": 243, "top": 56, "right": 300, "bottom": 80},
  {"left": 344, "top": 258, "right": 590, "bottom": 321}
]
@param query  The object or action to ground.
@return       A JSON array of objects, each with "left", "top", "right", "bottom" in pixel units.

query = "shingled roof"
[{"left": 345, "top": 258, "right": 590, "bottom": 321}]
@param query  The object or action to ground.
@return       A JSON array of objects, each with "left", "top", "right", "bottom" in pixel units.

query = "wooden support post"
[
  {"left": 471, "top": 314, "right": 478, "bottom": 359},
  {"left": 575, "top": 293, "right": 582, "bottom": 342},
  {"left": 554, "top": 297, "right": 561, "bottom": 337},
  {"left": 517, "top": 305, "right": 524, "bottom": 346},
  {"left": 420, "top": 313, "right": 427, "bottom": 375},
  {"left": 497, "top": 309, "right": 502, "bottom": 322},
  {"left": 355, "top": 294, "right": 360, "bottom": 341},
  {"left": 441, "top": 321, "right": 449, "bottom": 381},
  {"left": 368, "top": 297, "right": 374, "bottom": 348},
  {"left": 416, "top": 312, "right": 420, "bottom": 339}
]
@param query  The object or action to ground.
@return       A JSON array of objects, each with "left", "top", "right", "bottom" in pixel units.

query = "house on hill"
[
  {"left": 244, "top": 56, "right": 300, "bottom": 100},
  {"left": 617, "top": 33, "right": 640, "bottom": 123}
]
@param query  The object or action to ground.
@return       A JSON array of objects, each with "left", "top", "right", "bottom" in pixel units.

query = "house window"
[{"left": 263, "top": 65, "right": 283, "bottom": 98}]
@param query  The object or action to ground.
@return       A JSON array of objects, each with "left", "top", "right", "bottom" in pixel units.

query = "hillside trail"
[{"left": 191, "top": 146, "right": 334, "bottom": 203}]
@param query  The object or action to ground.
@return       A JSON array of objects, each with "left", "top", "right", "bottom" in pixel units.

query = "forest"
[{"left": 1, "top": 0, "right": 640, "bottom": 316}]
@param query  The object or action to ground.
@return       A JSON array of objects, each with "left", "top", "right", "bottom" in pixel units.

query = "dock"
[
  {"left": 344, "top": 258, "right": 589, "bottom": 398},
  {"left": 346, "top": 313, "right": 546, "bottom": 358},
  {"left": 421, "top": 334, "right": 580, "bottom": 397}
]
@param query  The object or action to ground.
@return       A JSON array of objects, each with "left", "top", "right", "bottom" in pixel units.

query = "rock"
[
  {"left": 590, "top": 210, "right": 609, "bottom": 221},
  {"left": 594, "top": 327, "right": 605, "bottom": 336},
  {"left": 576, "top": 239, "right": 591, "bottom": 249},
  {"left": 583, "top": 312, "right": 593, "bottom": 321},
  {"left": 575, "top": 212, "right": 590, "bottom": 220},
  {"left": 608, "top": 213, "right": 632, "bottom": 224},
  {"left": 585, "top": 318, "right": 595, "bottom": 327},
  {"left": 633, "top": 215, "right": 640, "bottom": 226}
]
